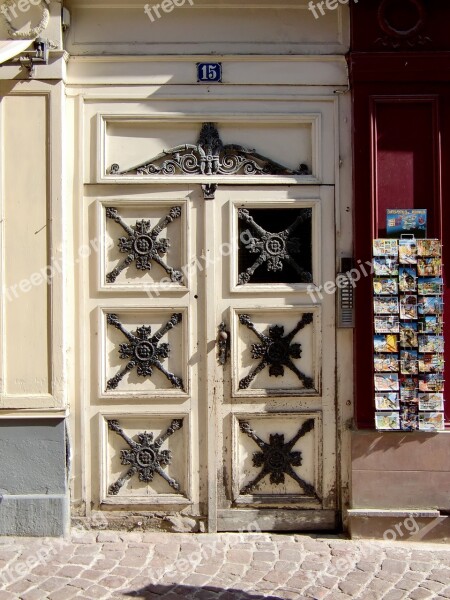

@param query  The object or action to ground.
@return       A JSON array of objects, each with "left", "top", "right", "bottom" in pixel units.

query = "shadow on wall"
[{"left": 125, "top": 584, "right": 286, "bottom": 599}]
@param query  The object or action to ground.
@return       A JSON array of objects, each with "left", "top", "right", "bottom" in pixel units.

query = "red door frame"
[{"left": 349, "top": 38, "right": 450, "bottom": 428}]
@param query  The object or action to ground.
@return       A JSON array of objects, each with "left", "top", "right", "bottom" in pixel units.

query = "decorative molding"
[
  {"left": 105, "top": 206, "right": 183, "bottom": 283},
  {"left": 109, "top": 123, "right": 310, "bottom": 178},
  {"left": 238, "top": 208, "right": 312, "bottom": 285},
  {"left": 239, "top": 419, "right": 318, "bottom": 498},
  {"left": 106, "top": 313, "right": 184, "bottom": 391},
  {"left": 375, "top": 0, "right": 431, "bottom": 49},
  {"left": 108, "top": 419, "right": 183, "bottom": 495},
  {"left": 67, "top": 2, "right": 317, "bottom": 10},
  {"left": 69, "top": 55, "right": 348, "bottom": 64},
  {"left": 238, "top": 313, "right": 314, "bottom": 390}
]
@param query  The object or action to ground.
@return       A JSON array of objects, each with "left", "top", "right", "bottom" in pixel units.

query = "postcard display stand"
[{"left": 373, "top": 238, "right": 445, "bottom": 431}]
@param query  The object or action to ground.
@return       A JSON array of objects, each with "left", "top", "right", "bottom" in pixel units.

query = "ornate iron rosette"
[
  {"left": 106, "top": 206, "right": 183, "bottom": 284},
  {"left": 238, "top": 208, "right": 312, "bottom": 285},
  {"left": 108, "top": 419, "right": 183, "bottom": 495},
  {"left": 106, "top": 313, "right": 184, "bottom": 391},
  {"left": 238, "top": 314, "right": 315, "bottom": 390},
  {"left": 239, "top": 419, "right": 319, "bottom": 499}
]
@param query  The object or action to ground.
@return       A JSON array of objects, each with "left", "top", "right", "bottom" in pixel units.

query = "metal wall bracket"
[{"left": 3, "top": 38, "right": 49, "bottom": 78}]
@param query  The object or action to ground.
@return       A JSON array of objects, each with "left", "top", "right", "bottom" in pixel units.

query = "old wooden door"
[
  {"left": 210, "top": 186, "right": 337, "bottom": 531},
  {"left": 84, "top": 123, "right": 338, "bottom": 531}
]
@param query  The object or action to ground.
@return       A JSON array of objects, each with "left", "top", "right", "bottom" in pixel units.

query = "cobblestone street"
[{"left": 0, "top": 531, "right": 450, "bottom": 600}]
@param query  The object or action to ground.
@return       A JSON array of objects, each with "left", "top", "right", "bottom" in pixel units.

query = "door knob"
[{"left": 218, "top": 322, "right": 230, "bottom": 366}]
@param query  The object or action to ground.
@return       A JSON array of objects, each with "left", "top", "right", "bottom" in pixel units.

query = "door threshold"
[{"left": 217, "top": 509, "right": 338, "bottom": 532}]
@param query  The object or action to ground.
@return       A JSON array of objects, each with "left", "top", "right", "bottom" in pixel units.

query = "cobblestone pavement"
[{"left": 0, "top": 531, "right": 450, "bottom": 600}]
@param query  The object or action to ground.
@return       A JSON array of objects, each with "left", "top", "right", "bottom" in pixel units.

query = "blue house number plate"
[{"left": 197, "top": 63, "right": 222, "bottom": 83}]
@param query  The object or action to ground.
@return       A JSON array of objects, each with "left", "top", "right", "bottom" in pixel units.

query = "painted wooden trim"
[
  {"left": 0, "top": 83, "right": 66, "bottom": 411},
  {"left": 65, "top": 57, "right": 349, "bottom": 87}
]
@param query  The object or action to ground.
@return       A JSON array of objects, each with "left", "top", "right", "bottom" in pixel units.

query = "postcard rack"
[{"left": 373, "top": 237, "right": 445, "bottom": 431}]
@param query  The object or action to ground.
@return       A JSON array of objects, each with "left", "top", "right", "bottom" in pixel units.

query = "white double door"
[{"left": 87, "top": 184, "right": 337, "bottom": 531}]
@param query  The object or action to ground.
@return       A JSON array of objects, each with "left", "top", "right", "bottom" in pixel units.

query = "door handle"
[{"left": 218, "top": 322, "right": 230, "bottom": 366}]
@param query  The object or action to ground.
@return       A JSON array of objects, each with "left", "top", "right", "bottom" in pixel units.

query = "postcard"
[
  {"left": 374, "top": 296, "right": 399, "bottom": 315},
  {"left": 375, "top": 412, "right": 400, "bottom": 430},
  {"left": 399, "top": 267, "right": 417, "bottom": 292},
  {"left": 418, "top": 296, "right": 443, "bottom": 315},
  {"left": 419, "top": 412, "right": 445, "bottom": 432},
  {"left": 419, "top": 374, "right": 444, "bottom": 392},
  {"left": 417, "top": 257, "right": 442, "bottom": 277},
  {"left": 418, "top": 316, "right": 443, "bottom": 334},
  {"left": 400, "top": 404, "right": 419, "bottom": 431},
  {"left": 399, "top": 239, "right": 418, "bottom": 265},
  {"left": 400, "top": 389, "right": 418, "bottom": 404},
  {"left": 418, "top": 277, "right": 443, "bottom": 296},
  {"left": 400, "top": 402, "right": 419, "bottom": 415},
  {"left": 419, "top": 277, "right": 443, "bottom": 296},
  {"left": 374, "top": 354, "right": 399, "bottom": 372},
  {"left": 373, "top": 239, "right": 399, "bottom": 257},
  {"left": 374, "top": 334, "right": 398, "bottom": 353},
  {"left": 418, "top": 335, "right": 444, "bottom": 354},
  {"left": 375, "top": 393, "right": 400, "bottom": 411},
  {"left": 400, "top": 350, "right": 418, "bottom": 375},
  {"left": 400, "top": 295, "right": 418, "bottom": 320},
  {"left": 400, "top": 399, "right": 419, "bottom": 413},
  {"left": 418, "top": 354, "right": 445, "bottom": 374},
  {"left": 417, "top": 239, "right": 441, "bottom": 257},
  {"left": 399, "top": 322, "right": 418, "bottom": 348},
  {"left": 400, "top": 375, "right": 418, "bottom": 391},
  {"left": 386, "top": 209, "right": 427, "bottom": 239},
  {"left": 373, "top": 278, "right": 398, "bottom": 296},
  {"left": 418, "top": 393, "right": 444, "bottom": 411},
  {"left": 373, "top": 257, "right": 399, "bottom": 277},
  {"left": 375, "top": 373, "right": 399, "bottom": 392},
  {"left": 374, "top": 315, "right": 400, "bottom": 334}
]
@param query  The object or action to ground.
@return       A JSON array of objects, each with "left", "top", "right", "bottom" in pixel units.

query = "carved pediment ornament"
[
  {"left": 109, "top": 123, "right": 309, "bottom": 178},
  {"left": 376, "top": 0, "right": 431, "bottom": 49}
]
